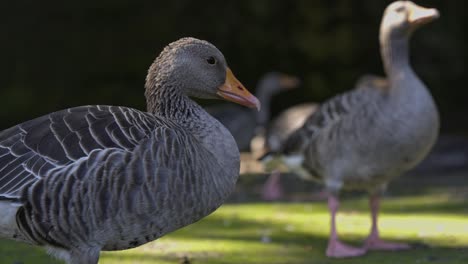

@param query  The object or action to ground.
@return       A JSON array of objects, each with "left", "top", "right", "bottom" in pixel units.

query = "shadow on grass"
[
  {"left": 0, "top": 240, "right": 61, "bottom": 264},
  {"left": 170, "top": 213, "right": 329, "bottom": 246},
  {"left": 100, "top": 246, "right": 468, "bottom": 264},
  {"left": 1, "top": 169, "right": 467, "bottom": 264},
  {"left": 2, "top": 211, "right": 468, "bottom": 264},
  {"left": 100, "top": 211, "right": 468, "bottom": 264}
]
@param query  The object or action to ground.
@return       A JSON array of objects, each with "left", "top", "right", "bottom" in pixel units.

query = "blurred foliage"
[{"left": 0, "top": 0, "right": 466, "bottom": 132}]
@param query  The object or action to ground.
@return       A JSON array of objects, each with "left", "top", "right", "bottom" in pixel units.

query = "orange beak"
[
  {"left": 217, "top": 68, "right": 261, "bottom": 111},
  {"left": 408, "top": 5, "right": 439, "bottom": 27}
]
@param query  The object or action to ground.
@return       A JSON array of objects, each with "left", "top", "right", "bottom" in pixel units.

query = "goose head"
[
  {"left": 146, "top": 37, "right": 260, "bottom": 111},
  {"left": 257, "top": 72, "right": 300, "bottom": 96},
  {"left": 254, "top": 72, "right": 300, "bottom": 127},
  {"left": 380, "top": 1, "right": 439, "bottom": 40}
]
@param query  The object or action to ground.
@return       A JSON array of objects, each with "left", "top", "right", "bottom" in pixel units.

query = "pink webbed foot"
[
  {"left": 326, "top": 240, "right": 367, "bottom": 258},
  {"left": 261, "top": 171, "right": 284, "bottom": 201},
  {"left": 365, "top": 194, "right": 411, "bottom": 251},
  {"left": 364, "top": 237, "right": 411, "bottom": 251}
]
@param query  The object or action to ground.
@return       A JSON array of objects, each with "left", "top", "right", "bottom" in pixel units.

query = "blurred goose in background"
[
  {"left": 265, "top": 1, "right": 440, "bottom": 258},
  {"left": 207, "top": 72, "right": 300, "bottom": 151},
  {"left": 265, "top": 103, "right": 319, "bottom": 153},
  {"left": 0, "top": 37, "right": 260, "bottom": 264},
  {"left": 257, "top": 103, "right": 319, "bottom": 200}
]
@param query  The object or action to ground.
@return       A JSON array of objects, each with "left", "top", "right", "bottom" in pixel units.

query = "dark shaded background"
[{"left": 0, "top": 0, "right": 466, "bottom": 133}]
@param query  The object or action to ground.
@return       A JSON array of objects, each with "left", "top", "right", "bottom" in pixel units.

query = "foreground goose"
[
  {"left": 207, "top": 72, "right": 299, "bottom": 151},
  {"left": 0, "top": 38, "right": 260, "bottom": 264},
  {"left": 269, "top": 1, "right": 440, "bottom": 257}
]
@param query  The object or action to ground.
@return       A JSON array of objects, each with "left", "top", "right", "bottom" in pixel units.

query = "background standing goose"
[
  {"left": 265, "top": 103, "right": 319, "bottom": 154},
  {"left": 0, "top": 37, "right": 260, "bottom": 264},
  {"left": 270, "top": 1, "right": 440, "bottom": 258},
  {"left": 207, "top": 72, "right": 299, "bottom": 151},
  {"left": 257, "top": 103, "right": 319, "bottom": 200}
]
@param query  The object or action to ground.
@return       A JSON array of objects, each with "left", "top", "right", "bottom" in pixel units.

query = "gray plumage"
[
  {"left": 0, "top": 37, "right": 258, "bottom": 264},
  {"left": 254, "top": 103, "right": 318, "bottom": 201},
  {"left": 264, "top": 103, "right": 319, "bottom": 153},
  {"left": 263, "top": 75, "right": 386, "bottom": 154},
  {"left": 207, "top": 72, "right": 299, "bottom": 151},
  {"left": 280, "top": 3, "right": 440, "bottom": 194},
  {"left": 275, "top": 2, "right": 440, "bottom": 257}
]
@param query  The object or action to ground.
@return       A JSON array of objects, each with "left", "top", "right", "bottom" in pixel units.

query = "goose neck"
[
  {"left": 145, "top": 81, "right": 204, "bottom": 124},
  {"left": 380, "top": 32, "right": 412, "bottom": 78},
  {"left": 255, "top": 85, "right": 274, "bottom": 127}
]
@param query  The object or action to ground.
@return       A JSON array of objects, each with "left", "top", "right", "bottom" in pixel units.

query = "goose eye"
[
  {"left": 395, "top": 6, "right": 405, "bottom": 13},
  {"left": 206, "top": 56, "right": 217, "bottom": 65}
]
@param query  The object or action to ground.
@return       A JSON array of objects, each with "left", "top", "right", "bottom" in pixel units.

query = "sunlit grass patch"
[{"left": 98, "top": 196, "right": 468, "bottom": 263}]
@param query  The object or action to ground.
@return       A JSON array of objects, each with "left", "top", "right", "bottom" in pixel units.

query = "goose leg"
[
  {"left": 326, "top": 194, "right": 367, "bottom": 258},
  {"left": 364, "top": 194, "right": 411, "bottom": 250},
  {"left": 261, "top": 170, "right": 284, "bottom": 201}
]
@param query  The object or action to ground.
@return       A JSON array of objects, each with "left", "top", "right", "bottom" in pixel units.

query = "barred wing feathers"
[
  {"left": 282, "top": 78, "right": 385, "bottom": 155},
  {"left": 0, "top": 105, "right": 161, "bottom": 199}
]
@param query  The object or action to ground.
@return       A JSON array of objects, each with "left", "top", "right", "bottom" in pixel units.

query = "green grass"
[{"left": 1, "top": 193, "right": 467, "bottom": 264}]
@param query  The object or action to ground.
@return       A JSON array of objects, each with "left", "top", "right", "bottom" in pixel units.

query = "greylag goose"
[
  {"left": 258, "top": 103, "right": 319, "bottom": 200},
  {"left": 264, "top": 103, "right": 319, "bottom": 153},
  {"left": 267, "top": 1, "right": 440, "bottom": 258},
  {"left": 0, "top": 37, "right": 260, "bottom": 264},
  {"left": 207, "top": 72, "right": 299, "bottom": 151}
]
